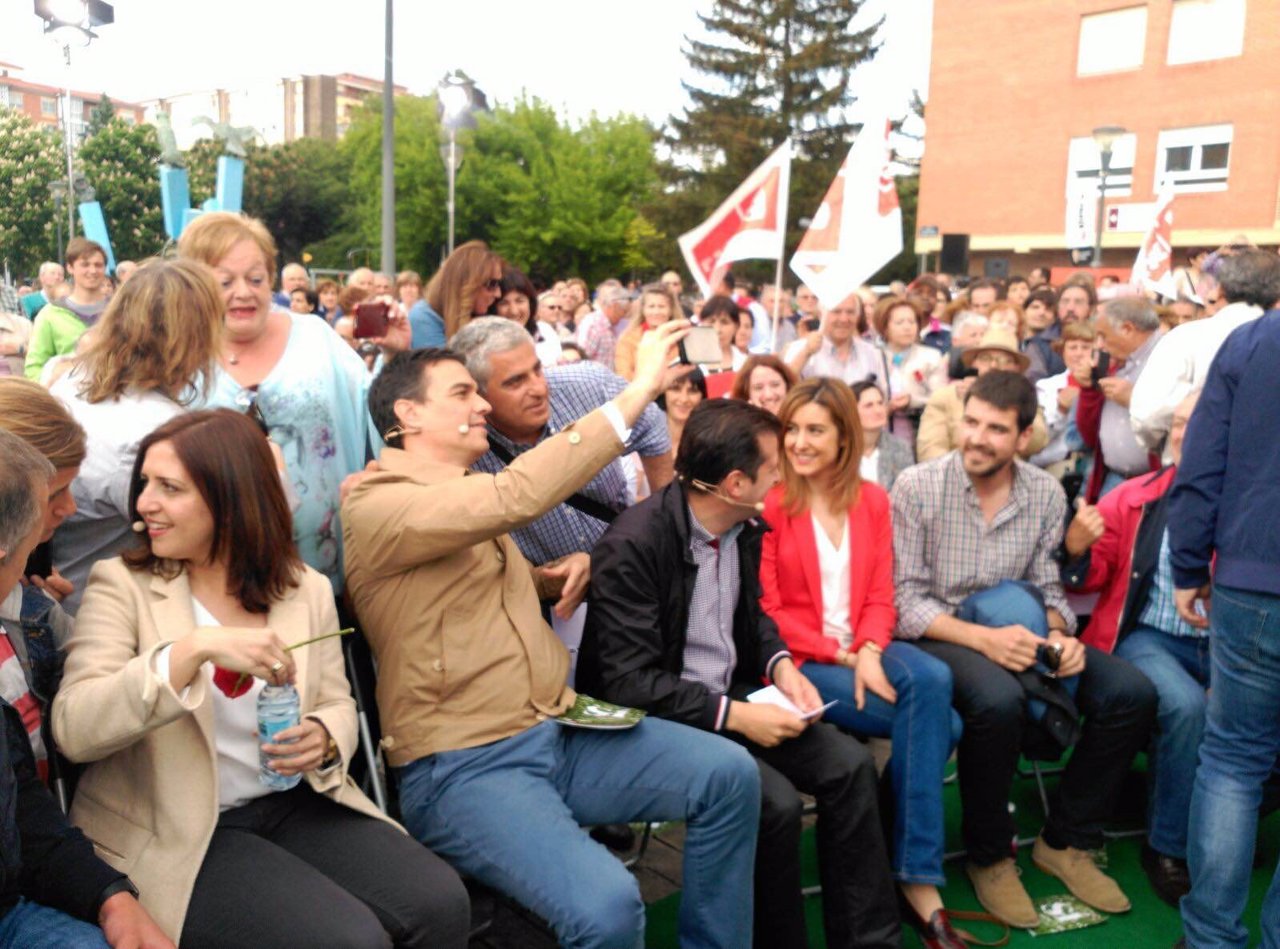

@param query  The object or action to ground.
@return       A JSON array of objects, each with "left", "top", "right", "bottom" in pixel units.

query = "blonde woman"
[
  {"left": 50, "top": 258, "right": 223, "bottom": 614},
  {"left": 614, "top": 283, "right": 679, "bottom": 380},
  {"left": 410, "top": 242, "right": 504, "bottom": 348}
]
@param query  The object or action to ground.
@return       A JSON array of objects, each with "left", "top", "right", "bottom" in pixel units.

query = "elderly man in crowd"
[
  {"left": 575, "top": 282, "right": 632, "bottom": 370},
  {"left": 272, "top": 262, "right": 310, "bottom": 307},
  {"left": 0, "top": 430, "right": 172, "bottom": 949},
  {"left": 342, "top": 323, "right": 760, "bottom": 949},
  {"left": 20, "top": 262, "right": 64, "bottom": 320},
  {"left": 1130, "top": 248, "right": 1280, "bottom": 459},
  {"left": 1075, "top": 295, "right": 1164, "bottom": 500},
  {"left": 450, "top": 317, "right": 674, "bottom": 678},
  {"left": 783, "top": 292, "right": 881, "bottom": 387},
  {"left": 892, "top": 371, "right": 1155, "bottom": 929}
]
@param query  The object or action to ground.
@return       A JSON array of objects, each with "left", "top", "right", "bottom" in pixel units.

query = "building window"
[
  {"left": 1077, "top": 6, "right": 1148, "bottom": 76},
  {"left": 1067, "top": 132, "right": 1136, "bottom": 198},
  {"left": 40, "top": 96, "right": 58, "bottom": 116},
  {"left": 1155, "top": 124, "right": 1232, "bottom": 192},
  {"left": 1168, "top": 0, "right": 1246, "bottom": 65}
]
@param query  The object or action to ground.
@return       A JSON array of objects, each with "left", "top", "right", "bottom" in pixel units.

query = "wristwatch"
[{"left": 97, "top": 877, "right": 140, "bottom": 910}]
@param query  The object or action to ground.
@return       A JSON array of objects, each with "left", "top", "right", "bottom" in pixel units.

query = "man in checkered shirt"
[{"left": 890, "top": 370, "right": 1156, "bottom": 930}]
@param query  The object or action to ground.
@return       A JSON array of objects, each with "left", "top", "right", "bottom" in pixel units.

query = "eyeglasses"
[{"left": 483, "top": 278, "right": 502, "bottom": 292}]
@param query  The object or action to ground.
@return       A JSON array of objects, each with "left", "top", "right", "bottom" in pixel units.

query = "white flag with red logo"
[
  {"left": 678, "top": 139, "right": 793, "bottom": 297},
  {"left": 1130, "top": 186, "right": 1176, "bottom": 297},
  {"left": 790, "top": 116, "right": 902, "bottom": 310}
]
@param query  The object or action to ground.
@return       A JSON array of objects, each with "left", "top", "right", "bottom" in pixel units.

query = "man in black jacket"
[
  {"left": 579, "top": 399, "right": 899, "bottom": 949},
  {"left": 0, "top": 429, "right": 170, "bottom": 949}
]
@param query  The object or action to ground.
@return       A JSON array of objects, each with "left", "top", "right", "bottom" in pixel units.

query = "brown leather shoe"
[
  {"left": 966, "top": 858, "right": 1040, "bottom": 928},
  {"left": 1032, "top": 835, "right": 1131, "bottom": 914}
]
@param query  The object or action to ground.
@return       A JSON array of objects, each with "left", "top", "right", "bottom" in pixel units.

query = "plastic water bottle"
[{"left": 257, "top": 683, "right": 302, "bottom": 791}]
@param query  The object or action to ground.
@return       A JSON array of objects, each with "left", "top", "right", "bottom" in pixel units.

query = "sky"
[{"left": 0, "top": 0, "right": 932, "bottom": 129}]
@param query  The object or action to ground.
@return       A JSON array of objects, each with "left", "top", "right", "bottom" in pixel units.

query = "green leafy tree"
[
  {"left": 656, "top": 0, "right": 882, "bottom": 282},
  {"left": 78, "top": 118, "right": 166, "bottom": 263},
  {"left": 0, "top": 110, "right": 62, "bottom": 277},
  {"left": 86, "top": 95, "right": 117, "bottom": 138}
]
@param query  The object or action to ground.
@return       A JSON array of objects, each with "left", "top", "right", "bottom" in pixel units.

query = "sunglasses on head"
[
  {"left": 483, "top": 278, "right": 502, "bottom": 292},
  {"left": 235, "top": 386, "right": 270, "bottom": 436}
]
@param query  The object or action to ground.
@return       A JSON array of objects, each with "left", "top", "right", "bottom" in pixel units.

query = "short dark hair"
[
  {"left": 964, "top": 370, "right": 1038, "bottom": 432},
  {"left": 1006, "top": 274, "right": 1028, "bottom": 289},
  {"left": 65, "top": 236, "right": 106, "bottom": 268},
  {"left": 123, "top": 410, "right": 300, "bottom": 614},
  {"left": 1025, "top": 287, "right": 1057, "bottom": 311},
  {"left": 368, "top": 348, "right": 467, "bottom": 448},
  {"left": 699, "top": 294, "right": 740, "bottom": 324},
  {"left": 1216, "top": 248, "right": 1280, "bottom": 308},
  {"left": 967, "top": 278, "right": 1002, "bottom": 299},
  {"left": 657, "top": 368, "right": 708, "bottom": 412},
  {"left": 493, "top": 264, "right": 540, "bottom": 336},
  {"left": 676, "top": 399, "right": 781, "bottom": 486}
]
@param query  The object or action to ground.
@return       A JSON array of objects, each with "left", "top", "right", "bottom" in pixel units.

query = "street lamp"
[
  {"left": 437, "top": 71, "right": 479, "bottom": 256},
  {"left": 33, "top": 1, "right": 114, "bottom": 247},
  {"left": 1091, "top": 125, "right": 1127, "bottom": 269}
]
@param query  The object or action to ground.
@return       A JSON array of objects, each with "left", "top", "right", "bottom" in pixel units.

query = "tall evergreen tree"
[
  {"left": 656, "top": 0, "right": 883, "bottom": 281},
  {"left": 86, "top": 95, "right": 116, "bottom": 138}
]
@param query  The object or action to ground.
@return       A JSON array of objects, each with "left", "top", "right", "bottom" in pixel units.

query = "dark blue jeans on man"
[
  {"left": 0, "top": 899, "right": 108, "bottom": 949},
  {"left": 397, "top": 717, "right": 759, "bottom": 949},
  {"left": 1113, "top": 626, "right": 1210, "bottom": 859},
  {"left": 1181, "top": 585, "right": 1280, "bottom": 949},
  {"left": 915, "top": 580, "right": 1156, "bottom": 865}
]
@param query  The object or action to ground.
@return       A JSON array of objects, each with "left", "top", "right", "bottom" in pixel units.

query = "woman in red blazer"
[{"left": 760, "top": 378, "right": 965, "bottom": 949}]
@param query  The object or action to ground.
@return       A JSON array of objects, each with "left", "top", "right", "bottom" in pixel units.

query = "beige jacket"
[
  {"left": 51, "top": 558, "right": 392, "bottom": 942},
  {"left": 341, "top": 409, "right": 622, "bottom": 767},
  {"left": 916, "top": 382, "right": 1049, "bottom": 462}
]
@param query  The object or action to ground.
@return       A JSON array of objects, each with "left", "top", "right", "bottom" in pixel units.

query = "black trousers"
[
  {"left": 736, "top": 721, "right": 900, "bottom": 949},
  {"left": 915, "top": 640, "right": 1157, "bottom": 866},
  {"left": 181, "top": 784, "right": 470, "bottom": 949}
]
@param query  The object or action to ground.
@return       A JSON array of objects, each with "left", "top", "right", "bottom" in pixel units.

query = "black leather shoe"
[
  {"left": 899, "top": 895, "right": 968, "bottom": 949},
  {"left": 1143, "top": 844, "right": 1191, "bottom": 907},
  {"left": 589, "top": 823, "right": 636, "bottom": 851}
]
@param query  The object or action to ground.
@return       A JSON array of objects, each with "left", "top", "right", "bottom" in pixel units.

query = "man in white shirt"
[{"left": 1130, "top": 249, "right": 1280, "bottom": 457}]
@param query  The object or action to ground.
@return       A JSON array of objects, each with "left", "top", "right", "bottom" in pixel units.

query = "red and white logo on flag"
[
  {"left": 678, "top": 140, "right": 793, "bottom": 297},
  {"left": 1131, "top": 187, "right": 1175, "bottom": 296},
  {"left": 791, "top": 116, "right": 902, "bottom": 310}
]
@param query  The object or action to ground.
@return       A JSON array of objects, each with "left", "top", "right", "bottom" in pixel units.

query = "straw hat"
[{"left": 960, "top": 326, "right": 1030, "bottom": 372}]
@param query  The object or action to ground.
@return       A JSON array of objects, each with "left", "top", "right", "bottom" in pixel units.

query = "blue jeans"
[
  {"left": 1114, "top": 625, "right": 1210, "bottom": 858},
  {"left": 0, "top": 899, "right": 108, "bottom": 949},
  {"left": 397, "top": 718, "right": 760, "bottom": 949},
  {"left": 1181, "top": 585, "right": 1280, "bottom": 949},
  {"left": 802, "top": 643, "right": 962, "bottom": 885}
]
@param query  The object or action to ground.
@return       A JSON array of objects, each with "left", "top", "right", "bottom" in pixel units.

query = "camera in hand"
[
  {"left": 353, "top": 301, "right": 391, "bottom": 339},
  {"left": 1037, "top": 641, "right": 1064, "bottom": 675},
  {"left": 678, "top": 325, "right": 723, "bottom": 365}
]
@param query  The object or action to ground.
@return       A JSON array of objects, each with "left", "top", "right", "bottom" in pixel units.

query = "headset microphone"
[
  {"left": 458, "top": 424, "right": 470, "bottom": 435},
  {"left": 688, "top": 478, "right": 765, "bottom": 513},
  {"left": 131, "top": 521, "right": 146, "bottom": 533}
]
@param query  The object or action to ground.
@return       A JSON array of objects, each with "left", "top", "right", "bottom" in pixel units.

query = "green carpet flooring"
[{"left": 644, "top": 756, "right": 1279, "bottom": 948}]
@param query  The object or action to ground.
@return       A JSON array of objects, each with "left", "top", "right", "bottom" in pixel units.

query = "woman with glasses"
[
  {"left": 53, "top": 409, "right": 469, "bottom": 949},
  {"left": 49, "top": 258, "right": 223, "bottom": 615},
  {"left": 177, "top": 213, "right": 404, "bottom": 592},
  {"left": 407, "top": 240, "right": 505, "bottom": 349}
]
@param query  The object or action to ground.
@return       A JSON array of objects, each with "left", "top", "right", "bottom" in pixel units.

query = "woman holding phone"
[
  {"left": 759, "top": 378, "right": 965, "bottom": 949},
  {"left": 52, "top": 409, "right": 468, "bottom": 949},
  {"left": 177, "top": 212, "right": 405, "bottom": 591}
]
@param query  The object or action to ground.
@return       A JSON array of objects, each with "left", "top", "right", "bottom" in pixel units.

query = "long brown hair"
[
  {"left": 123, "top": 410, "right": 301, "bottom": 613},
  {"left": 0, "top": 378, "right": 86, "bottom": 468},
  {"left": 77, "top": 258, "right": 223, "bottom": 404},
  {"left": 729, "top": 354, "right": 797, "bottom": 403},
  {"left": 777, "top": 377, "right": 864, "bottom": 516},
  {"left": 424, "top": 240, "right": 503, "bottom": 340}
]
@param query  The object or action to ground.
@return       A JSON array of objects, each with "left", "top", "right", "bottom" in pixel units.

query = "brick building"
[
  {"left": 0, "top": 61, "right": 144, "bottom": 142},
  {"left": 915, "top": 0, "right": 1280, "bottom": 276}
]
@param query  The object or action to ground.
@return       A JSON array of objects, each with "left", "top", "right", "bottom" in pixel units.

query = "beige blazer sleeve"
[
  {"left": 52, "top": 559, "right": 208, "bottom": 764},
  {"left": 345, "top": 409, "right": 623, "bottom": 574},
  {"left": 298, "top": 576, "right": 358, "bottom": 791},
  {"left": 915, "top": 385, "right": 956, "bottom": 462}
]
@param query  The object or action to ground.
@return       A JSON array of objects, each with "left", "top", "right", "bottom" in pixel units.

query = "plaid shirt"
[
  {"left": 0, "top": 284, "right": 19, "bottom": 315},
  {"left": 890, "top": 451, "right": 1074, "bottom": 639},
  {"left": 575, "top": 309, "right": 618, "bottom": 370},
  {"left": 1138, "top": 528, "right": 1205, "bottom": 638},
  {"left": 681, "top": 510, "right": 742, "bottom": 698},
  {"left": 471, "top": 361, "right": 671, "bottom": 565}
]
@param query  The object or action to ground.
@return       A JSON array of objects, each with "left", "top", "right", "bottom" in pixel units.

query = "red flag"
[
  {"left": 678, "top": 140, "right": 793, "bottom": 297},
  {"left": 1130, "top": 187, "right": 1176, "bottom": 297}
]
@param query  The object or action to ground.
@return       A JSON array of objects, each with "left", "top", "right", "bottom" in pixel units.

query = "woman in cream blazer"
[{"left": 52, "top": 409, "right": 468, "bottom": 949}]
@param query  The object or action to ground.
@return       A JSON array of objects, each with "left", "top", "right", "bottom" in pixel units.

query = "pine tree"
[
  {"left": 86, "top": 95, "right": 116, "bottom": 137},
  {"left": 657, "top": 0, "right": 882, "bottom": 277}
]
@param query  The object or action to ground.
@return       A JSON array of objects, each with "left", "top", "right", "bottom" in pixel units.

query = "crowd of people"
[{"left": 0, "top": 223, "right": 1277, "bottom": 949}]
